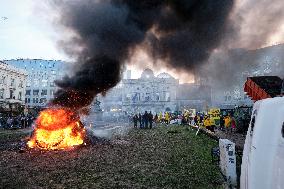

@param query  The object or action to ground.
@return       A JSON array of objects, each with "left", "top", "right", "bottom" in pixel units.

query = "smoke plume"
[
  {"left": 50, "top": 0, "right": 235, "bottom": 109},
  {"left": 198, "top": 0, "right": 284, "bottom": 90},
  {"left": 230, "top": 0, "right": 284, "bottom": 49}
]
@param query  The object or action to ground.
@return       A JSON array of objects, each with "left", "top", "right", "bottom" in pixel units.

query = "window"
[
  {"left": 41, "top": 90, "right": 47, "bottom": 96},
  {"left": 155, "top": 93, "right": 160, "bottom": 101},
  {"left": 18, "top": 92, "right": 22, "bottom": 100},
  {"left": 10, "top": 78, "right": 15, "bottom": 87},
  {"left": 33, "top": 90, "right": 39, "bottom": 96},
  {"left": 26, "top": 79, "right": 31, "bottom": 87},
  {"left": 34, "top": 79, "right": 39, "bottom": 87},
  {"left": 125, "top": 94, "right": 131, "bottom": 102},
  {"left": 28, "top": 98, "right": 30, "bottom": 103},
  {"left": 36, "top": 98, "right": 38, "bottom": 103},
  {"left": 33, "top": 98, "right": 36, "bottom": 103},
  {"left": 50, "top": 90, "right": 54, "bottom": 96},
  {"left": 0, "top": 89, "right": 4, "bottom": 99},
  {"left": 42, "top": 80, "right": 48, "bottom": 87},
  {"left": 166, "top": 92, "right": 170, "bottom": 101},
  {"left": 19, "top": 80, "right": 23, "bottom": 87},
  {"left": 26, "top": 90, "right": 31, "bottom": 95},
  {"left": 145, "top": 93, "right": 151, "bottom": 101},
  {"left": 9, "top": 90, "right": 14, "bottom": 99},
  {"left": 40, "top": 98, "right": 47, "bottom": 104},
  {"left": 0, "top": 76, "right": 5, "bottom": 84}
]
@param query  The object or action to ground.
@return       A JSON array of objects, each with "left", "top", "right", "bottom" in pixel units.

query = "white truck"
[{"left": 241, "top": 97, "right": 284, "bottom": 189}]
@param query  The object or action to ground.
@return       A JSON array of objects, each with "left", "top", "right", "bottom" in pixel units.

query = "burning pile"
[{"left": 27, "top": 108, "right": 86, "bottom": 150}]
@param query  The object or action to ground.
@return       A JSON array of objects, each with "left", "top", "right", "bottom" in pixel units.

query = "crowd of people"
[
  {"left": 132, "top": 111, "right": 155, "bottom": 129},
  {"left": 195, "top": 114, "right": 236, "bottom": 133},
  {"left": 0, "top": 114, "right": 35, "bottom": 129},
  {"left": 132, "top": 111, "right": 237, "bottom": 134},
  {"left": 132, "top": 111, "right": 192, "bottom": 129}
]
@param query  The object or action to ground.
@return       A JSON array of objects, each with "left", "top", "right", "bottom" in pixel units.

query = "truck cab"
[{"left": 241, "top": 97, "right": 284, "bottom": 189}]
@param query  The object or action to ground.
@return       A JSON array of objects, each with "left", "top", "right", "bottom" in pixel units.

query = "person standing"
[
  {"left": 224, "top": 115, "right": 231, "bottom": 133},
  {"left": 148, "top": 111, "right": 153, "bottom": 129},
  {"left": 204, "top": 116, "right": 211, "bottom": 131},
  {"left": 158, "top": 112, "right": 163, "bottom": 123},
  {"left": 138, "top": 113, "right": 142, "bottom": 129},
  {"left": 197, "top": 115, "right": 201, "bottom": 127},
  {"left": 165, "top": 112, "right": 170, "bottom": 126},
  {"left": 28, "top": 116, "right": 33, "bottom": 127},
  {"left": 143, "top": 111, "right": 149, "bottom": 129},
  {"left": 133, "top": 114, "right": 138, "bottom": 128},
  {"left": 0, "top": 116, "right": 5, "bottom": 128},
  {"left": 231, "top": 116, "right": 236, "bottom": 133},
  {"left": 194, "top": 115, "right": 198, "bottom": 126},
  {"left": 154, "top": 113, "right": 158, "bottom": 127},
  {"left": 21, "top": 116, "right": 25, "bottom": 128},
  {"left": 220, "top": 115, "right": 225, "bottom": 131},
  {"left": 7, "top": 117, "right": 13, "bottom": 128},
  {"left": 209, "top": 116, "right": 215, "bottom": 133}
]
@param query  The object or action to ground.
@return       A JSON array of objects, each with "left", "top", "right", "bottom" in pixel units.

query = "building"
[
  {"left": 4, "top": 59, "right": 66, "bottom": 107},
  {"left": 177, "top": 83, "right": 212, "bottom": 111},
  {"left": 210, "top": 44, "right": 284, "bottom": 108},
  {"left": 0, "top": 61, "right": 27, "bottom": 112},
  {"left": 121, "top": 69, "right": 179, "bottom": 113},
  {"left": 100, "top": 68, "right": 212, "bottom": 113}
]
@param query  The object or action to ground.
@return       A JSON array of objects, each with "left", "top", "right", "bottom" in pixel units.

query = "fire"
[{"left": 28, "top": 108, "right": 86, "bottom": 150}]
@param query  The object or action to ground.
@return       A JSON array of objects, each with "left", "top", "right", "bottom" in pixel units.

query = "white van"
[{"left": 241, "top": 97, "right": 284, "bottom": 189}]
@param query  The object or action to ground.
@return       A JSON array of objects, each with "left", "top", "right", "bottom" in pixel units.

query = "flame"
[{"left": 27, "top": 108, "right": 85, "bottom": 150}]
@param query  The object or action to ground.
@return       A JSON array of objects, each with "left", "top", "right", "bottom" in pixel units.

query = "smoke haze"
[
  {"left": 47, "top": 0, "right": 284, "bottom": 109},
  {"left": 50, "top": 0, "right": 235, "bottom": 109},
  {"left": 231, "top": 0, "right": 284, "bottom": 49}
]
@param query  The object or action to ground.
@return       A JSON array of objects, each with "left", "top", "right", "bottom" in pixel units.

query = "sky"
[
  {"left": 0, "top": 0, "right": 65, "bottom": 60},
  {"left": 1, "top": 0, "right": 283, "bottom": 82},
  {"left": 0, "top": 0, "right": 192, "bottom": 81}
]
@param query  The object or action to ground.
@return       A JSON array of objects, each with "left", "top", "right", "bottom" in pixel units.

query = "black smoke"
[{"left": 51, "top": 0, "right": 235, "bottom": 109}]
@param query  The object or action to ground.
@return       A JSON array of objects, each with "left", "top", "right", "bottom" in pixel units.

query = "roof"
[
  {"left": 249, "top": 76, "right": 283, "bottom": 97},
  {"left": 140, "top": 68, "right": 155, "bottom": 79},
  {"left": 0, "top": 61, "right": 28, "bottom": 76},
  {"left": 157, "top": 72, "right": 174, "bottom": 79}
]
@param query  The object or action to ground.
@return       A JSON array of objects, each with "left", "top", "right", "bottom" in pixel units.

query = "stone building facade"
[
  {"left": 0, "top": 61, "right": 27, "bottom": 111},
  {"left": 5, "top": 59, "right": 66, "bottom": 107},
  {"left": 121, "top": 69, "right": 179, "bottom": 113},
  {"left": 100, "top": 69, "right": 212, "bottom": 113}
]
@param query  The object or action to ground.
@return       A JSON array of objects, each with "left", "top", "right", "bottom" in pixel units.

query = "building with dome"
[
  {"left": 120, "top": 69, "right": 179, "bottom": 113},
  {"left": 140, "top": 68, "right": 155, "bottom": 79},
  {"left": 100, "top": 68, "right": 212, "bottom": 114}
]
